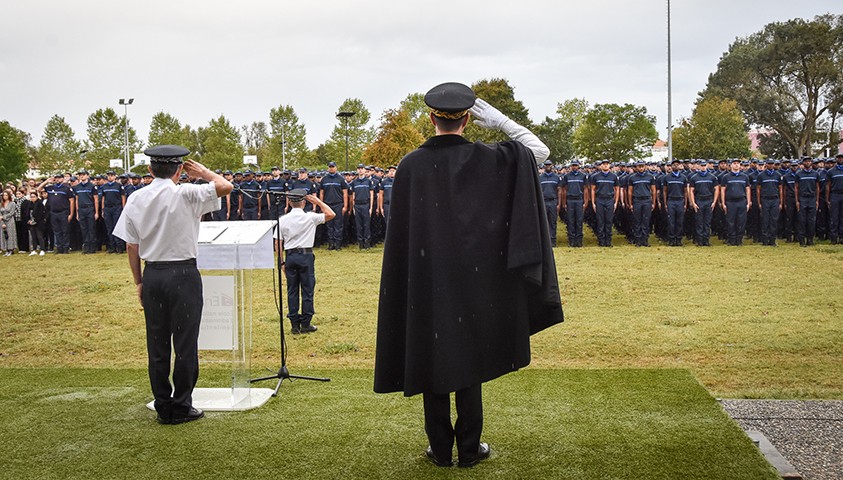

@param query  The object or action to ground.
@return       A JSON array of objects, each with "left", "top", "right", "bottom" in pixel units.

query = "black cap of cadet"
[
  {"left": 106, "top": 170, "right": 116, "bottom": 175},
  {"left": 357, "top": 163, "right": 365, "bottom": 169},
  {"left": 543, "top": 160, "right": 553, "bottom": 166},
  {"left": 327, "top": 161, "right": 337, "bottom": 167},
  {"left": 144, "top": 144, "right": 190, "bottom": 164},
  {"left": 424, "top": 82, "right": 476, "bottom": 118},
  {"left": 76, "top": 169, "right": 88, "bottom": 175},
  {"left": 286, "top": 188, "right": 307, "bottom": 202}
]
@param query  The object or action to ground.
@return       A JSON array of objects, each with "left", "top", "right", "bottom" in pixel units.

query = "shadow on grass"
[{"left": 0, "top": 368, "right": 778, "bottom": 479}]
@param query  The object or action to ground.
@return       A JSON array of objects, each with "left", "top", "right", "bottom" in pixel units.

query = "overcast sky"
[{"left": 1, "top": 0, "right": 838, "bottom": 152}]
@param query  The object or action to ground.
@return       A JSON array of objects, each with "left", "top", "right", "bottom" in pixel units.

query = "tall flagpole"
[{"left": 667, "top": 0, "right": 673, "bottom": 162}]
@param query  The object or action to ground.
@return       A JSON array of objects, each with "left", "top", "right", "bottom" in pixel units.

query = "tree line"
[{"left": 2, "top": 14, "right": 841, "bottom": 183}]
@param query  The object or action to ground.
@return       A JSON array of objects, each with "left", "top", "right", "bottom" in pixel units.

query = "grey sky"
[{"left": 1, "top": 0, "right": 838, "bottom": 151}]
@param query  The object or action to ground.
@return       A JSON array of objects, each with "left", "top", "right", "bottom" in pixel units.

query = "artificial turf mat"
[{"left": 0, "top": 368, "right": 778, "bottom": 479}]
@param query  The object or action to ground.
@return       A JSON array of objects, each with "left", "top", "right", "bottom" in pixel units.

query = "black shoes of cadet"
[
  {"left": 157, "top": 407, "right": 204, "bottom": 425},
  {"left": 458, "top": 443, "right": 491, "bottom": 468}
]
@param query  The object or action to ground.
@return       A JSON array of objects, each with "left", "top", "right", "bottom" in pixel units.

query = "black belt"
[
  {"left": 566, "top": 196, "right": 582, "bottom": 200},
  {"left": 146, "top": 258, "right": 197, "bottom": 266},
  {"left": 597, "top": 195, "right": 614, "bottom": 199},
  {"left": 668, "top": 197, "right": 684, "bottom": 200},
  {"left": 761, "top": 196, "right": 779, "bottom": 199},
  {"left": 544, "top": 198, "right": 557, "bottom": 202},
  {"left": 799, "top": 195, "right": 816, "bottom": 199},
  {"left": 633, "top": 196, "right": 651, "bottom": 200},
  {"left": 286, "top": 247, "right": 313, "bottom": 254},
  {"left": 696, "top": 196, "right": 713, "bottom": 200}
]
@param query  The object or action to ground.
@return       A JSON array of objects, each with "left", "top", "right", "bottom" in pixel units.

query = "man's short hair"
[
  {"left": 150, "top": 162, "right": 180, "bottom": 179},
  {"left": 431, "top": 115, "right": 466, "bottom": 133}
]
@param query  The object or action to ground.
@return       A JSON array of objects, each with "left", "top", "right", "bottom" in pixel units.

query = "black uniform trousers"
[
  {"left": 423, "top": 384, "right": 483, "bottom": 463},
  {"left": 242, "top": 207, "right": 258, "bottom": 221},
  {"left": 326, "top": 202, "right": 344, "bottom": 248},
  {"left": 353, "top": 203, "right": 371, "bottom": 246},
  {"left": 797, "top": 198, "right": 817, "bottom": 244},
  {"left": 77, "top": 206, "right": 96, "bottom": 253},
  {"left": 632, "top": 199, "right": 652, "bottom": 246},
  {"left": 382, "top": 204, "right": 391, "bottom": 233},
  {"left": 50, "top": 208, "right": 70, "bottom": 252},
  {"left": 285, "top": 250, "right": 316, "bottom": 328},
  {"left": 544, "top": 200, "right": 558, "bottom": 245},
  {"left": 783, "top": 197, "right": 797, "bottom": 241},
  {"left": 142, "top": 260, "right": 203, "bottom": 420},
  {"left": 694, "top": 198, "right": 713, "bottom": 245},
  {"left": 595, "top": 198, "right": 615, "bottom": 246},
  {"left": 759, "top": 197, "right": 780, "bottom": 245},
  {"left": 725, "top": 199, "right": 747, "bottom": 245},
  {"left": 830, "top": 193, "right": 843, "bottom": 243},
  {"left": 666, "top": 199, "right": 685, "bottom": 244},
  {"left": 566, "top": 198, "right": 583, "bottom": 246},
  {"left": 103, "top": 206, "right": 124, "bottom": 252}
]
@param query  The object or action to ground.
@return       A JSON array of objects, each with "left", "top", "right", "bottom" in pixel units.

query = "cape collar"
[{"left": 421, "top": 134, "right": 472, "bottom": 149}]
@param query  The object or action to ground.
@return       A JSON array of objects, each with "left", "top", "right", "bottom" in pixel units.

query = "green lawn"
[
  {"left": 0, "top": 368, "right": 778, "bottom": 480},
  {"left": 2, "top": 236, "right": 841, "bottom": 398}
]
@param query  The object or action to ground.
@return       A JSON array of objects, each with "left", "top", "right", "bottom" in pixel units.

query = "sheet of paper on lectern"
[
  {"left": 198, "top": 275, "right": 236, "bottom": 350},
  {"left": 198, "top": 224, "right": 228, "bottom": 244}
]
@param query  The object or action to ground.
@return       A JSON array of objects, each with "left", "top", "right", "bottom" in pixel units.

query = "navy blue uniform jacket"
[{"left": 373, "top": 134, "right": 564, "bottom": 396}]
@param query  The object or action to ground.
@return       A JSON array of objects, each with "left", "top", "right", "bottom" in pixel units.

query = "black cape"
[{"left": 373, "top": 135, "right": 563, "bottom": 396}]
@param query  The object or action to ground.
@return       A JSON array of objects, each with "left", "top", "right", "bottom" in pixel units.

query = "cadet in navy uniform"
[
  {"left": 718, "top": 160, "right": 752, "bottom": 246},
  {"left": 794, "top": 156, "right": 820, "bottom": 247},
  {"left": 626, "top": 161, "right": 656, "bottom": 247},
  {"left": 688, "top": 160, "right": 719, "bottom": 246},
  {"left": 275, "top": 189, "right": 335, "bottom": 334},
  {"left": 560, "top": 160, "right": 587, "bottom": 247},
  {"left": 539, "top": 159, "right": 562, "bottom": 246},
  {"left": 265, "top": 167, "right": 286, "bottom": 220},
  {"left": 37, "top": 173, "right": 76, "bottom": 254},
  {"left": 99, "top": 171, "right": 126, "bottom": 253},
  {"left": 73, "top": 169, "right": 99, "bottom": 254},
  {"left": 319, "top": 161, "right": 348, "bottom": 250},
  {"left": 755, "top": 160, "right": 783, "bottom": 246},
  {"left": 238, "top": 170, "right": 262, "bottom": 220},
  {"left": 781, "top": 161, "right": 799, "bottom": 242},
  {"left": 662, "top": 159, "right": 688, "bottom": 246},
  {"left": 589, "top": 160, "right": 620, "bottom": 247},
  {"left": 113, "top": 145, "right": 232, "bottom": 425},
  {"left": 379, "top": 165, "right": 396, "bottom": 232},
  {"left": 350, "top": 164, "right": 374, "bottom": 249},
  {"left": 826, "top": 154, "right": 843, "bottom": 244}
]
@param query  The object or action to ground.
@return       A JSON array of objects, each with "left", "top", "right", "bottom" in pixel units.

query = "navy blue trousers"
[
  {"left": 77, "top": 206, "right": 96, "bottom": 252},
  {"left": 666, "top": 200, "right": 685, "bottom": 243},
  {"left": 694, "top": 199, "right": 713, "bottom": 244},
  {"left": 326, "top": 202, "right": 344, "bottom": 246},
  {"left": 595, "top": 199, "right": 614, "bottom": 245},
  {"left": 285, "top": 251, "right": 315, "bottom": 327},
  {"left": 566, "top": 200, "right": 583, "bottom": 245},
  {"left": 632, "top": 200, "right": 652, "bottom": 245},
  {"left": 725, "top": 200, "right": 747, "bottom": 245}
]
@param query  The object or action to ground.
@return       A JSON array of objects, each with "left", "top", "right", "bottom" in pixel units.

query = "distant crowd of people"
[{"left": 3, "top": 152, "right": 842, "bottom": 256}]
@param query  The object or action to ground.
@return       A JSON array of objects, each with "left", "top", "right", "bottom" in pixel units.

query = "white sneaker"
[
  {"left": 29, "top": 251, "right": 37, "bottom": 256},
  {"left": 39, "top": 250, "right": 45, "bottom": 256}
]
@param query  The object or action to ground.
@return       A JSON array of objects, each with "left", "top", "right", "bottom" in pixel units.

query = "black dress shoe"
[
  {"left": 156, "top": 414, "right": 172, "bottom": 425},
  {"left": 425, "top": 447, "right": 452, "bottom": 467},
  {"left": 299, "top": 325, "right": 318, "bottom": 334},
  {"left": 458, "top": 442, "right": 491, "bottom": 468},
  {"left": 171, "top": 407, "right": 204, "bottom": 424}
]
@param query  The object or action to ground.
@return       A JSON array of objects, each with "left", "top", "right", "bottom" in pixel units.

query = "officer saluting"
[
  {"left": 112, "top": 145, "right": 233, "bottom": 425},
  {"left": 374, "top": 82, "right": 562, "bottom": 468}
]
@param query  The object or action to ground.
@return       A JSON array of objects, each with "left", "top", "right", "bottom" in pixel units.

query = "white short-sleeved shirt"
[
  {"left": 113, "top": 178, "right": 220, "bottom": 261},
  {"left": 275, "top": 208, "right": 325, "bottom": 249}
]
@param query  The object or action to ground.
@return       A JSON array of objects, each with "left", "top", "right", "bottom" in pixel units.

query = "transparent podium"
[{"left": 146, "top": 220, "right": 277, "bottom": 412}]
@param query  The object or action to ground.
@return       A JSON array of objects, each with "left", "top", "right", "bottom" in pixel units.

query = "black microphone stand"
[{"left": 250, "top": 192, "right": 329, "bottom": 397}]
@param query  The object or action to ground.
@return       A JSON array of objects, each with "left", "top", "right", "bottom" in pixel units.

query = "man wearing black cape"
[{"left": 374, "top": 82, "right": 564, "bottom": 468}]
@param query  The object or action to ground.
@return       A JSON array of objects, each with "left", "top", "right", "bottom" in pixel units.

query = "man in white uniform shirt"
[
  {"left": 276, "top": 189, "right": 335, "bottom": 334},
  {"left": 113, "top": 145, "right": 233, "bottom": 425}
]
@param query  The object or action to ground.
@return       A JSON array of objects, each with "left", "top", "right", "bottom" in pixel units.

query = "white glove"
[
  {"left": 469, "top": 98, "right": 510, "bottom": 131},
  {"left": 469, "top": 98, "right": 550, "bottom": 163}
]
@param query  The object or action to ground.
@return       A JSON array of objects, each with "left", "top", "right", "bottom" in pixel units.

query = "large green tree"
[
  {"left": 465, "top": 78, "right": 532, "bottom": 144},
  {"left": 573, "top": 103, "right": 658, "bottom": 162},
  {"left": 201, "top": 115, "right": 242, "bottom": 171},
  {"left": 702, "top": 14, "right": 843, "bottom": 156},
  {"left": 672, "top": 97, "right": 751, "bottom": 160},
  {"left": 0, "top": 121, "right": 30, "bottom": 183},
  {"left": 267, "top": 105, "right": 310, "bottom": 170},
  {"left": 148, "top": 112, "right": 191, "bottom": 148},
  {"left": 399, "top": 92, "right": 435, "bottom": 139},
  {"left": 37, "top": 115, "right": 83, "bottom": 174},
  {"left": 362, "top": 108, "right": 425, "bottom": 168},
  {"left": 324, "top": 98, "right": 375, "bottom": 170},
  {"left": 535, "top": 99, "right": 589, "bottom": 162},
  {"left": 85, "top": 107, "right": 141, "bottom": 173}
]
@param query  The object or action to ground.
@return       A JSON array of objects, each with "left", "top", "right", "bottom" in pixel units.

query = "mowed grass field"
[{"left": 1, "top": 233, "right": 842, "bottom": 399}]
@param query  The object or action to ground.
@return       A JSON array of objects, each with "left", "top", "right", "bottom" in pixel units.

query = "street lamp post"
[
  {"left": 281, "top": 124, "right": 287, "bottom": 171},
  {"left": 336, "top": 111, "right": 355, "bottom": 171},
  {"left": 666, "top": 0, "right": 673, "bottom": 163},
  {"left": 119, "top": 98, "right": 134, "bottom": 172}
]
